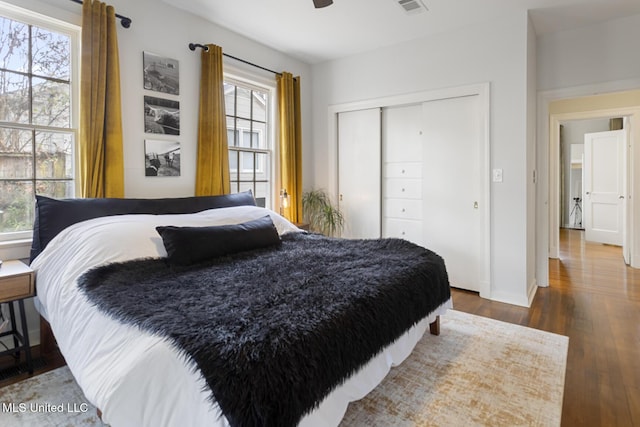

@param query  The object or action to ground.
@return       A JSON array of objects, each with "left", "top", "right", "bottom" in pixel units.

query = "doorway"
[
  {"left": 538, "top": 86, "right": 640, "bottom": 288},
  {"left": 559, "top": 118, "right": 627, "bottom": 237},
  {"left": 552, "top": 113, "right": 631, "bottom": 266},
  {"left": 559, "top": 119, "right": 611, "bottom": 231},
  {"left": 558, "top": 118, "right": 629, "bottom": 267}
]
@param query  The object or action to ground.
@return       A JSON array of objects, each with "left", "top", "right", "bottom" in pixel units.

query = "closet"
[{"left": 337, "top": 91, "right": 487, "bottom": 293}]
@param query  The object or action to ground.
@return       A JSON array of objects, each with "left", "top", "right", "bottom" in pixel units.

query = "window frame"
[
  {"left": 228, "top": 128, "right": 266, "bottom": 173},
  {"left": 224, "top": 70, "right": 277, "bottom": 209},
  {"left": 0, "top": 3, "right": 80, "bottom": 243}
]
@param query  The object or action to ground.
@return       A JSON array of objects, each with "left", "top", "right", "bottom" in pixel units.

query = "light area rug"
[
  {"left": 340, "top": 310, "right": 569, "bottom": 427},
  {"left": 0, "top": 366, "right": 105, "bottom": 427},
  {"left": 0, "top": 310, "right": 568, "bottom": 427}
]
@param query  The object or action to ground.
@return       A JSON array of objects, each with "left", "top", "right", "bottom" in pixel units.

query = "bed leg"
[
  {"left": 97, "top": 408, "right": 102, "bottom": 420},
  {"left": 429, "top": 316, "right": 440, "bottom": 336}
]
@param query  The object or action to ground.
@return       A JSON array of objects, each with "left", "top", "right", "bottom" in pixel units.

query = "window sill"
[
  {"left": 0, "top": 238, "right": 32, "bottom": 249},
  {"left": 0, "top": 239, "right": 33, "bottom": 262}
]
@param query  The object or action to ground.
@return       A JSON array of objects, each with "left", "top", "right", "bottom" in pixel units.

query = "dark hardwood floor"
[
  {"left": 1, "top": 228, "right": 638, "bottom": 426},
  {"left": 453, "top": 228, "right": 640, "bottom": 427},
  {"left": 0, "top": 343, "right": 65, "bottom": 389},
  {"left": 0, "top": 298, "right": 64, "bottom": 388}
]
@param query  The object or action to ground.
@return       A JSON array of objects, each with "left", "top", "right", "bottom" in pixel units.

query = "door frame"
[{"left": 327, "top": 83, "right": 491, "bottom": 299}]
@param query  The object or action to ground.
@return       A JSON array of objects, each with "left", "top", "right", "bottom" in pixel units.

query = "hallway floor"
[{"left": 453, "top": 228, "right": 640, "bottom": 426}]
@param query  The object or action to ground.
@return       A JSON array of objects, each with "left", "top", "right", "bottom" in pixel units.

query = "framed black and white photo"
[
  {"left": 143, "top": 51, "right": 179, "bottom": 95},
  {"left": 144, "top": 96, "right": 180, "bottom": 135},
  {"left": 145, "top": 140, "right": 181, "bottom": 177}
]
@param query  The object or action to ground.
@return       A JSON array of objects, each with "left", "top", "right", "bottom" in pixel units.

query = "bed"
[{"left": 30, "top": 193, "right": 452, "bottom": 427}]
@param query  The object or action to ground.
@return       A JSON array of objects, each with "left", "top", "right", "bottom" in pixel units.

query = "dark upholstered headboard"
[{"left": 30, "top": 192, "right": 256, "bottom": 262}]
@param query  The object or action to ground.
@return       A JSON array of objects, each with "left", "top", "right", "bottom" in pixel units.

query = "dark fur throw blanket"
[{"left": 79, "top": 232, "right": 451, "bottom": 427}]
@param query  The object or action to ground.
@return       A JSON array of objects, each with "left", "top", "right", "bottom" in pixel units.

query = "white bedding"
[{"left": 32, "top": 205, "right": 451, "bottom": 427}]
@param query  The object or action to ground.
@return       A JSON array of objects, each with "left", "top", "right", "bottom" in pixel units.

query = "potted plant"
[{"left": 302, "top": 189, "right": 344, "bottom": 237}]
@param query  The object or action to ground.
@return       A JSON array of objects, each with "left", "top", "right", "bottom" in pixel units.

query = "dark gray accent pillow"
[
  {"left": 156, "top": 215, "right": 281, "bottom": 266},
  {"left": 30, "top": 192, "right": 256, "bottom": 262}
]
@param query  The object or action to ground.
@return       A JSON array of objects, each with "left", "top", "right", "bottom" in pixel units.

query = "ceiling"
[{"left": 161, "top": 0, "right": 640, "bottom": 64}]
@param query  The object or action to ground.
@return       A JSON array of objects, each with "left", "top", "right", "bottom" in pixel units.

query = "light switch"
[{"left": 492, "top": 168, "right": 503, "bottom": 183}]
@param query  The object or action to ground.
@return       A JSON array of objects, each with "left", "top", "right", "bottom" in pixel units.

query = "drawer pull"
[
  {"left": 401, "top": 231, "right": 406, "bottom": 235},
  {"left": 401, "top": 208, "right": 406, "bottom": 213},
  {"left": 401, "top": 188, "right": 405, "bottom": 192},
  {"left": 401, "top": 169, "right": 405, "bottom": 174}
]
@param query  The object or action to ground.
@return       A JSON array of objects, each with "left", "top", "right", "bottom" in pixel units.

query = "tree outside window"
[{"left": 0, "top": 13, "right": 76, "bottom": 236}]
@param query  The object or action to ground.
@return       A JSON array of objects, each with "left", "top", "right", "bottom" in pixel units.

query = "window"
[
  {"left": 0, "top": 7, "right": 78, "bottom": 240},
  {"left": 224, "top": 78, "right": 273, "bottom": 208}
]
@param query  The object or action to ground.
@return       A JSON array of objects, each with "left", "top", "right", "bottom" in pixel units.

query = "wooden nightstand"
[
  {"left": 294, "top": 222, "right": 310, "bottom": 231},
  {"left": 0, "top": 260, "right": 35, "bottom": 374}
]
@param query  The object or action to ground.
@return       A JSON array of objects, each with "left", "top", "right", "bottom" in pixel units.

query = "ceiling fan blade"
[{"left": 313, "top": 0, "right": 333, "bottom": 8}]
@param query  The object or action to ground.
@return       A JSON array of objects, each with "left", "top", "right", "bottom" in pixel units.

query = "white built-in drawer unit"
[
  {"left": 381, "top": 104, "right": 424, "bottom": 245},
  {"left": 383, "top": 178, "right": 422, "bottom": 199},
  {"left": 383, "top": 218, "right": 423, "bottom": 245},
  {"left": 384, "top": 162, "right": 422, "bottom": 179},
  {"left": 383, "top": 199, "right": 423, "bottom": 220},
  {"left": 383, "top": 161, "right": 423, "bottom": 244}
]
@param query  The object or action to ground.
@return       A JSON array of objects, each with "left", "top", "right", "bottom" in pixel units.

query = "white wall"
[
  {"left": 537, "top": 13, "right": 640, "bottom": 91},
  {"left": 0, "top": 0, "right": 311, "bottom": 343},
  {"left": 108, "top": 0, "right": 313, "bottom": 199},
  {"left": 311, "top": 11, "right": 532, "bottom": 306}
]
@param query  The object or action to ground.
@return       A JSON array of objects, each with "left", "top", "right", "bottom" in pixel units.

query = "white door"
[
  {"left": 337, "top": 108, "right": 381, "bottom": 239},
  {"left": 583, "top": 130, "right": 626, "bottom": 246},
  {"left": 421, "top": 96, "right": 482, "bottom": 292}
]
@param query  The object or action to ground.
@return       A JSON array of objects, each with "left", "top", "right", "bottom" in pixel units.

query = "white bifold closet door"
[
  {"left": 420, "top": 96, "right": 482, "bottom": 292},
  {"left": 382, "top": 97, "right": 483, "bottom": 292},
  {"left": 337, "top": 108, "right": 381, "bottom": 239},
  {"left": 337, "top": 96, "right": 484, "bottom": 293}
]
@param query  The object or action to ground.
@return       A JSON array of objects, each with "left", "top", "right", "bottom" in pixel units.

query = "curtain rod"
[
  {"left": 189, "top": 43, "right": 282, "bottom": 77},
  {"left": 70, "top": 0, "right": 132, "bottom": 28}
]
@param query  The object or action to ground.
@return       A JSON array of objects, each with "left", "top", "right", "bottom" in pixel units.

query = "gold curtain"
[
  {"left": 195, "top": 44, "right": 230, "bottom": 196},
  {"left": 79, "top": 0, "right": 124, "bottom": 198},
  {"left": 277, "top": 72, "right": 302, "bottom": 222}
]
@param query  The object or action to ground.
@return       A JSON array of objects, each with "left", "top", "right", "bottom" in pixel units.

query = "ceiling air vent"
[{"left": 396, "top": 0, "right": 428, "bottom": 14}]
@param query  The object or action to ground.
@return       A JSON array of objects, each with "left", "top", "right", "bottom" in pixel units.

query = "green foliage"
[
  {"left": 302, "top": 189, "right": 344, "bottom": 237},
  {"left": 0, "top": 16, "right": 73, "bottom": 234},
  {"left": 0, "top": 182, "right": 34, "bottom": 233}
]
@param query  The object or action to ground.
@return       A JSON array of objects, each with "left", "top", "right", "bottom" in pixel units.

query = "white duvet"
[{"left": 32, "top": 205, "right": 451, "bottom": 427}]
